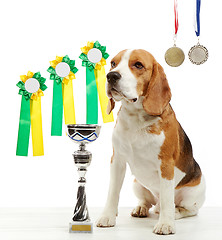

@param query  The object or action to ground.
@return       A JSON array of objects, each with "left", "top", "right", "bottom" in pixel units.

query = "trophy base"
[{"left": 69, "top": 220, "right": 93, "bottom": 233}]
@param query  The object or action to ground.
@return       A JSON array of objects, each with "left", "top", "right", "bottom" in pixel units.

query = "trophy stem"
[
  {"left": 72, "top": 144, "right": 92, "bottom": 222},
  {"left": 79, "top": 142, "right": 86, "bottom": 151},
  {"left": 73, "top": 185, "right": 89, "bottom": 221}
]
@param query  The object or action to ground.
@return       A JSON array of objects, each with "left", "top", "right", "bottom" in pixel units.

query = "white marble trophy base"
[{"left": 69, "top": 220, "right": 93, "bottom": 233}]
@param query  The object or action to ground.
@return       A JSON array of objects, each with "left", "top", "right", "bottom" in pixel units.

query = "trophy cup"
[{"left": 66, "top": 124, "right": 101, "bottom": 233}]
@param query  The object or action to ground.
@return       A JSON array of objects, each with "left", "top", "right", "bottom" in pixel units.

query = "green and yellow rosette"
[
  {"left": 16, "top": 71, "right": 47, "bottom": 156},
  {"left": 47, "top": 55, "right": 78, "bottom": 136},
  {"left": 79, "top": 41, "right": 114, "bottom": 124}
]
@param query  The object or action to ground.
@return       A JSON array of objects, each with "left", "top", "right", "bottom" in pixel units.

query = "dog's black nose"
[{"left": 107, "top": 71, "right": 121, "bottom": 85}]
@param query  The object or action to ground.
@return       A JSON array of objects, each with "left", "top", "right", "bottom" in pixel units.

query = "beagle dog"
[{"left": 96, "top": 49, "right": 206, "bottom": 235}]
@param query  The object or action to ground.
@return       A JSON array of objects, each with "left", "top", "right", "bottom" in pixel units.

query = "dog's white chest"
[
  {"left": 113, "top": 108, "right": 165, "bottom": 195},
  {"left": 131, "top": 131, "right": 165, "bottom": 192}
]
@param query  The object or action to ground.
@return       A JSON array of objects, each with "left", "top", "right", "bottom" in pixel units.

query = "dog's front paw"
[
  {"left": 153, "top": 221, "right": 176, "bottom": 235},
  {"left": 96, "top": 214, "right": 116, "bottom": 228}
]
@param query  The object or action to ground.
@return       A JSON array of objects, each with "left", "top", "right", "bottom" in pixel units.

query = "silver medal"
[{"left": 188, "top": 43, "right": 208, "bottom": 65}]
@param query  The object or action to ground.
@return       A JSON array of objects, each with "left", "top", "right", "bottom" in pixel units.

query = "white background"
[{"left": 0, "top": 0, "right": 221, "bottom": 208}]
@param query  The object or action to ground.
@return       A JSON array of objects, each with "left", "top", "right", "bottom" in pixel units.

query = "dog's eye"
[
  {"left": 134, "top": 62, "right": 144, "bottom": 69},
  {"left": 111, "top": 61, "right": 116, "bottom": 68}
]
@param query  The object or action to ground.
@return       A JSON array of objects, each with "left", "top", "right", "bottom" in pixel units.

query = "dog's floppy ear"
[
  {"left": 143, "top": 61, "right": 171, "bottom": 116},
  {"left": 107, "top": 98, "right": 115, "bottom": 115}
]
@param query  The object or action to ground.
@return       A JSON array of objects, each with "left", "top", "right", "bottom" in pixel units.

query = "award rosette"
[
  {"left": 47, "top": 55, "right": 78, "bottom": 136},
  {"left": 16, "top": 71, "right": 47, "bottom": 156},
  {"left": 79, "top": 41, "right": 114, "bottom": 124}
]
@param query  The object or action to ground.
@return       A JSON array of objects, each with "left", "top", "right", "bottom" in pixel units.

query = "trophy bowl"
[{"left": 67, "top": 124, "right": 101, "bottom": 144}]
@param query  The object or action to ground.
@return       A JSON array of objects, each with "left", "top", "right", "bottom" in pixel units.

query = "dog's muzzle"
[{"left": 106, "top": 71, "right": 138, "bottom": 103}]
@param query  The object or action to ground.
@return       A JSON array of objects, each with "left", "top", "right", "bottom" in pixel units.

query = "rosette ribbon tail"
[
  {"left": 62, "top": 80, "right": 76, "bottom": 125},
  {"left": 86, "top": 68, "right": 98, "bottom": 124},
  {"left": 30, "top": 97, "right": 44, "bottom": 156},
  {"left": 94, "top": 66, "right": 114, "bottom": 123},
  {"left": 16, "top": 96, "right": 31, "bottom": 156},
  {"left": 51, "top": 81, "right": 63, "bottom": 136}
]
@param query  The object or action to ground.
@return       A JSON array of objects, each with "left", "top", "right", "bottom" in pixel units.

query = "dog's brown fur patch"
[
  {"left": 150, "top": 105, "right": 202, "bottom": 186},
  {"left": 128, "top": 50, "right": 154, "bottom": 97},
  {"left": 148, "top": 122, "right": 162, "bottom": 135},
  {"left": 157, "top": 105, "right": 178, "bottom": 180},
  {"left": 175, "top": 126, "right": 202, "bottom": 188}
]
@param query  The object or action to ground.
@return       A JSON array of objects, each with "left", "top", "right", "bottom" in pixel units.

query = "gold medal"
[
  {"left": 165, "top": 0, "right": 184, "bottom": 67},
  {"left": 188, "top": 43, "right": 208, "bottom": 65},
  {"left": 165, "top": 46, "right": 185, "bottom": 67}
]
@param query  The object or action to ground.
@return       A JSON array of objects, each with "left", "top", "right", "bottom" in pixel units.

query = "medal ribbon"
[
  {"left": 195, "top": 0, "right": 201, "bottom": 37},
  {"left": 174, "top": 0, "right": 179, "bottom": 35}
]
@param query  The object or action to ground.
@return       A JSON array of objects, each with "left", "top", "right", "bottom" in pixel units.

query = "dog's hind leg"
[
  {"left": 131, "top": 179, "right": 157, "bottom": 218},
  {"left": 175, "top": 176, "right": 206, "bottom": 220}
]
